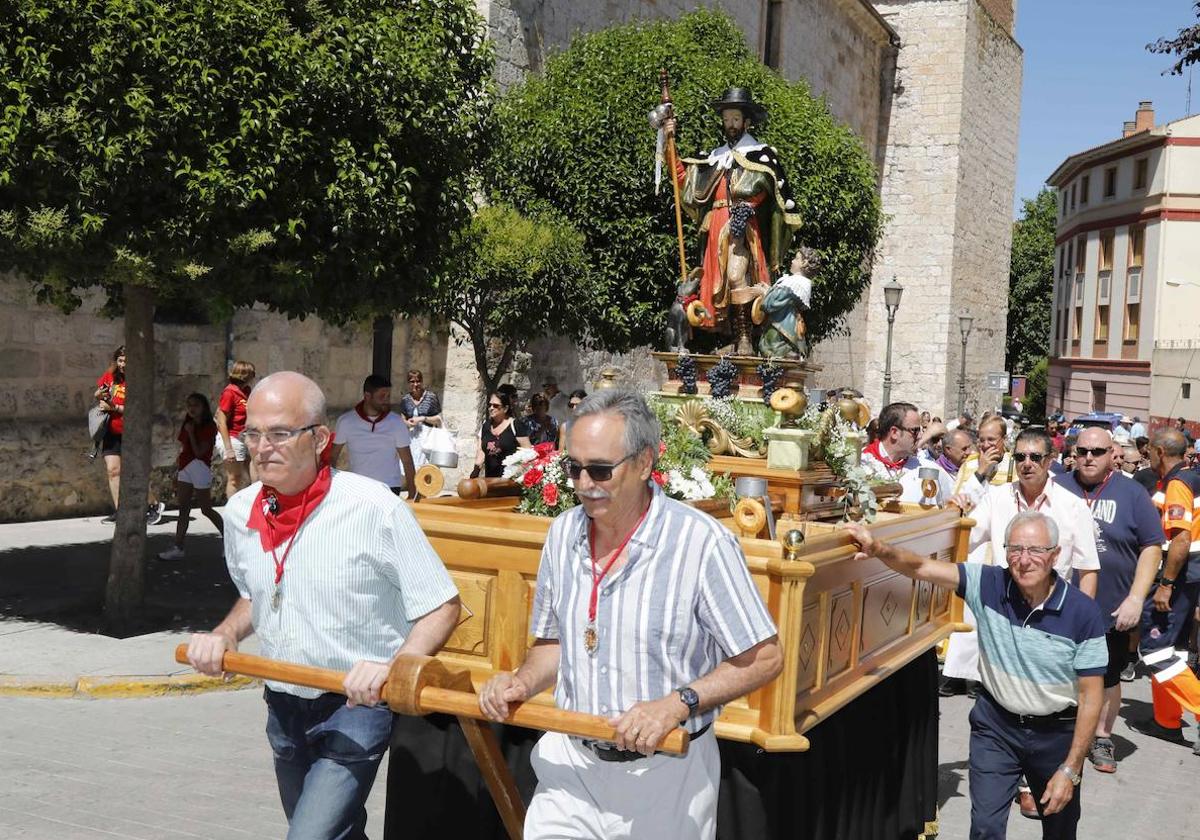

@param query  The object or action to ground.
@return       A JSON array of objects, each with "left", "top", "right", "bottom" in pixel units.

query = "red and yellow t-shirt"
[
  {"left": 96, "top": 371, "right": 126, "bottom": 435},
  {"left": 218, "top": 383, "right": 250, "bottom": 437}
]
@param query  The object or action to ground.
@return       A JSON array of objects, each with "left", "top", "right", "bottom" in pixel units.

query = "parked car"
[{"left": 1068, "top": 412, "right": 1123, "bottom": 435}]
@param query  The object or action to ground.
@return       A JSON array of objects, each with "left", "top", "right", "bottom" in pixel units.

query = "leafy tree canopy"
[
  {"left": 428, "top": 203, "right": 594, "bottom": 395},
  {"left": 485, "top": 9, "right": 882, "bottom": 350},
  {"left": 1148, "top": 3, "right": 1200, "bottom": 75},
  {"left": 0, "top": 0, "right": 491, "bottom": 320},
  {"left": 1006, "top": 188, "right": 1056, "bottom": 376}
]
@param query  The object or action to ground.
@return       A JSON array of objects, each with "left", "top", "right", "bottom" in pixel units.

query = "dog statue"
[{"left": 664, "top": 269, "right": 703, "bottom": 352}]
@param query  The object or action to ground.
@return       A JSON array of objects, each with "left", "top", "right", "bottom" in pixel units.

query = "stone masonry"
[{"left": 0, "top": 273, "right": 446, "bottom": 521}]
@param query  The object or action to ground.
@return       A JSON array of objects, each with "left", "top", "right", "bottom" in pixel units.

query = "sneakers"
[
  {"left": 1120, "top": 661, "right": 1137, "bottom": 682},
  {"left": 1089, "top": 737, "right": 1117, "bottom": 773},
  {"left": 965, "top": 679, "right": 980, "bottom": 699},
  {"left": 146, "top": 502, "right": 165, "bottom": 525},
  {"left": 938, "top": 677, "right": 963, "bottom": 697},
  {"left": 1015, "top": 788, "right": 1040, "bottom": 820},
  {"left": 101, "top": 512, "right": 117, "bottom": 524},
  {"left": 157, "top": 545, "right": 186, "bottom": 562}
]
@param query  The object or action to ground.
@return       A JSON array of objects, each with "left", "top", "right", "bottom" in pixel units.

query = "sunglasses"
[
  {"left": 565, "top": 452, "right": 636, "bottom": 482},
  {"left": 488, "top": 401, "right": 504, "bottom": 409},
  {"left": 1074, "top": 446, "right": 1110, "bottom": 458},
  {"left": 1012, "top": 451, "right": 1046, "bottom": 464},
  {"left": 901, "top": 426, "right": 922, "bottom": 437}
]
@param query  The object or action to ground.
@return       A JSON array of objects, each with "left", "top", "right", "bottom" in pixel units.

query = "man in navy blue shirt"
[
  {"left": 848, "top": 512, "right": 1106, "bottom": 839},
  {"left": 1055, "top": 427, "right": 1163, "bottom": 773}
]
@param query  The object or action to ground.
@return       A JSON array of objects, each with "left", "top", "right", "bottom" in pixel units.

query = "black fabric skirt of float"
[{"left": 384, "top": 650, "right": 939, "bottom": 840}]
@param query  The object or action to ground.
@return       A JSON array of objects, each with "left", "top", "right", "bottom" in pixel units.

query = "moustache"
[{"left": 576, "top": 489, "right": 611, "bottom": 501}]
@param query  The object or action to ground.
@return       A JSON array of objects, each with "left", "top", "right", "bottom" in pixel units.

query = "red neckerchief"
[
  {"left": 247, "top": 461, "right": 333, "bottom": 553},
  {"left": 864, "top": 439, "right": 907, "bottom": 471},
  {"left": 354, "top": 400, "right": 385, "bottom": 432}
]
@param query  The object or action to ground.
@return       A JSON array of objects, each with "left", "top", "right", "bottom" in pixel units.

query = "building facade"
[{"left": 1046, "top": 102, "right": 1200, "bottom": 433}]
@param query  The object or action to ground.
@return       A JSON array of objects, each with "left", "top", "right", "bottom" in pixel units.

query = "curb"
[{"left": 0, "top": 673, "right": 259, "bottom": 699}]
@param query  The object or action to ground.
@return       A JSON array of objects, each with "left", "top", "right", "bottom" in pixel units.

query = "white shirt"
[
  {"left": 966, "top": 477, "right": 1100, "bottom": 578},
  {"left": 334, "top": 409, "right": 412, "bottom": 488},
  {"left": 224, "top": 471, "right": 458, "bottom": 698},
  {"left": 1129, "top": 422, "right": 1147, "bottom": 439},
  {"left": 861, "top": 445, "right": 957, "bottom": 504}
]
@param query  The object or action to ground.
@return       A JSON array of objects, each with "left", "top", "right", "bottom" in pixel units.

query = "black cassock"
[{"left": 384, "top": 651, "right": 939, "bottom": 840}]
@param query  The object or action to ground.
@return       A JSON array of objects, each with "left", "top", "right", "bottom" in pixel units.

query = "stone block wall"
[{"left": 0, "top": 273, "right": 446, "bottom": 521}]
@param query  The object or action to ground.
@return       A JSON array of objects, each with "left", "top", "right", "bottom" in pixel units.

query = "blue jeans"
[{"left": 265, "top": 688, "right": 395, "bottom": 840}]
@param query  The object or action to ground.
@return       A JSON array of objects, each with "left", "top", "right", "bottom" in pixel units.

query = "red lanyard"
[
  {"left": 587, "top": 504, "right": 650, "bottom": 623},
  {"left": 266, "top": 483, "right": 313, "bottom": 589},
  {"left": 1078, "top": 471, "right": 1113, "bottom": 511}
]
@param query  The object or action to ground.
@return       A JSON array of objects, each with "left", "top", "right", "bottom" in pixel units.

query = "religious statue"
[
  {"left": 665, "top": 87, "right": 802, "bottom": 355},
  {"left": 754, "top": 248, "right": 814, "bottom": 360}
]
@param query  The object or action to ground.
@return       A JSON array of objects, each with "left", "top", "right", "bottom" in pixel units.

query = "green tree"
[
  {"left": 427, "top": 204, "right": 595, "bottom": 398},
  {"left": 486, "top": 10, "right": 882, "bottom": 350},
  {"left": 1148, "top": 3, "right": 1200, "bottom": 75},
  {"left": 1006, "top": 188, "right": 1057, "bottom": 376},
  {"left": 0, "top": 0, "right": 490, "bottom": 630}
]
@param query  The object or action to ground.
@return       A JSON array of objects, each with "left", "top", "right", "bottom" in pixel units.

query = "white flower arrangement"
[{"left": 666, "top": 465, "right": 717, "bottom": 501}]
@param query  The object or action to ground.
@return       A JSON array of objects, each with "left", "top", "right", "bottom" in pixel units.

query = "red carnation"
[
  {"left": 651, "top": 470, "right": 667, "bottom": 487},
  {"left": 658, "top": 441, "right": 667, "bottom": 456},
  {"left": 542, "top": 482, "right": 559, "bottom": 506},
  {"left": 533, "top": 442, "right": 556, "bottom": 460},
  {"left": 523, "top": 467, "right": 544, "bottom": 488}
]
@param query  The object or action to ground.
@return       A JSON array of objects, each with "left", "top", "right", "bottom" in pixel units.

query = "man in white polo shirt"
[
  {"left": 332, "top": 374, "right": 417, "bottom": 499},
  {"left": 186, "top": 371, "right": 461, "bottom": 839}
]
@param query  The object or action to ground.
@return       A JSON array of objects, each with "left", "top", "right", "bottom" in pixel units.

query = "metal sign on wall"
[{"left": 985, "top": 372, "right": 1010, "bottom": 391}]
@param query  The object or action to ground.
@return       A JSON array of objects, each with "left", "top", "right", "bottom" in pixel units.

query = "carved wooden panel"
[
  {"left": 915, "top": 580, "right": 933, "bottom": 627},
  {"left": 933, "top": 583, "right": 951, "bottom": 617},
  {"left": 443, "top": 570, "right": 494, "bottom": 658},
  {"left": 860, "top": 573, "right": 913, "bottom": 655},
  {"left": 795, "top": 598, "right": 821, "bottom": 694},
  {"left": 826, "top": 589, "right": 855, "bottom": 679}
]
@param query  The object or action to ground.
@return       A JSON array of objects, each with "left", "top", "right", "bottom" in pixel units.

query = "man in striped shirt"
[
  {"left": 478, "top": 389, "right": 782, "bottom": 840},
  {"left": 187, "top": 372, "right": 462, "bottom": 839},
  {"left": 848, "top": 511, "right": 1107, "bottom": 838}
]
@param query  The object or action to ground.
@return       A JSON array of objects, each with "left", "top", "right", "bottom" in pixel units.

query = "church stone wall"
[{"left": 0, "top": 273, "right": 446, "bottom": 521}]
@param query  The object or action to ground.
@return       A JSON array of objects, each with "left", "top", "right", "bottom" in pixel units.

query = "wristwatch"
[
  {"left": 676, "top": 686, "right": 700, "bottom": 720},
  {"left": 1058, "top": 764, "right": 1081, "bottom": 786},
  {"left": 1158, "top": 575, "right": 1177, "bottom": 588}
]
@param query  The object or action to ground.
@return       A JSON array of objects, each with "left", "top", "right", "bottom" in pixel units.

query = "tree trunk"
[
  {"left": 104, "top": 283, "right": 155, "bottom": 633},
  {"left": 372, "top": 314, "right": 394, "bottom": 380}
]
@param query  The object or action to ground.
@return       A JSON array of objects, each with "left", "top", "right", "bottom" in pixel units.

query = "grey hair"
[
  {"left": 254, "top": 371, "right": 327, "bottom": 425},
  {"left": 1004, "top": 510, "right": 1059, "bottom": 548},
  {"left": 567, "top": 388, "right": 661, "bottom": 461}
]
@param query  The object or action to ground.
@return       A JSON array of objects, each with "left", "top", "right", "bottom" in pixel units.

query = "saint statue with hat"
[{"left": 666, "top": 86, "right": 802, "bottom": 355}]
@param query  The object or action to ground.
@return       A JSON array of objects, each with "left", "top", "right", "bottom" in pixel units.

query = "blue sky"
[{"left": 1014, "top": 1, "right": 1197, "bottom": 215}]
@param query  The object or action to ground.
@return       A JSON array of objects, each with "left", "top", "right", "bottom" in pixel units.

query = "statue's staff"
[{"left": 649, "top": 68, "right": 689, "bottom": 287}]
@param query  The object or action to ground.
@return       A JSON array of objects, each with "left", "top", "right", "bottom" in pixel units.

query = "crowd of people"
[
  {"left": 470, "top": 377, "right": 588, "bottom": 478},
  {"left": 859, "top": 399, "right": 1200, "bottom": 838}
]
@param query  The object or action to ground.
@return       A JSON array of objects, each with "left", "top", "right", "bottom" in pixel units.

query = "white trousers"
[
  {"left": 941, "top": 601, "right": 980, "bottom": 681},
  {"left": 524, "top": 728, "right": 720, "bottom": 840}
]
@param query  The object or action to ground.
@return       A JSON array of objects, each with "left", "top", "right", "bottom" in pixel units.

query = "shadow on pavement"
[
  {"left": 937, "top": 758, "right": 969, "bottom": 809},
  {"left": 0, "top": 526, "right": 236, "bottom": 639}
]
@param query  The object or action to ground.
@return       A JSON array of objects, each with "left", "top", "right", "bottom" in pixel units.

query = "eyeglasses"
[
  {"left": 901, "top": 426, "right": 921, "bottom": 438},
  {"left": 240, "top": 425, "right": 318, "bottom": 448},
  {"left": 1012, "top": 452, "right": 1046, "bottom": 464},
  {"left": 565, "top": 452, "right": 636, "bottom": 482},
  {"left": 1004, "top": 544, "right": 1054, "bottom": 559},
  {"left": 1074, "top": 446, "right": 1110, "bottom": 458}
]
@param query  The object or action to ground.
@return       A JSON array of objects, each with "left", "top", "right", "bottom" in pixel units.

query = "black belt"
[
  {"left": 581, "top": 722, "right": 711, "bottom": 763},
  {"left": 981, "top": 690, "right": 1077, "bottom": 727}
]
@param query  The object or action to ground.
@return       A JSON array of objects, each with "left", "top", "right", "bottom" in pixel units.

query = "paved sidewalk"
[{"left": 0, "top": 512, "right": 259, "bottom": 697}]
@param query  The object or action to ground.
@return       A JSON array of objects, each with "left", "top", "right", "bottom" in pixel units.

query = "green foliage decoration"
[
  {"left": 1007, "top": 189, "right": 1057, "bottom": 376},
  {"left": 486, "top": 9, "right": 882, "bottom": 351},
  {"left": 0, "top": 0, "right": 493, "bottom": 320}
]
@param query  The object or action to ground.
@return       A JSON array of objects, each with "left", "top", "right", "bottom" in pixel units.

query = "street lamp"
[
  {"left": 881, "top": 276, "right": 904, "bottom": 406},
  {"left": 957, "top": 312, "right": 974, "bottom": 416}
]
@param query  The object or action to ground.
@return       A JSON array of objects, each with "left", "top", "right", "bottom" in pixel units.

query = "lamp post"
[
  {"left": 881, "top": 276, "right": 904, "bottom": 406},
  {"left": 957, "top": 312, "right": 974, "bottom": 417}
]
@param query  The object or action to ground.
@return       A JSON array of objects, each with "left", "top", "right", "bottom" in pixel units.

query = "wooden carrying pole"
[
  {"left": 175, "top": 647, "right": 689, "bottom": 840},
  {"left": 660, "top": 68, "right": 689, "bottom": 286}
]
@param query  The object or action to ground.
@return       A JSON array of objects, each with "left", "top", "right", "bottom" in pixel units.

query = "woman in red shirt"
[
  {"left": 158, "top": 394, "right": 224, "bottom": 561},
  {"left": 215, "top": 359, "right": 256, "bottom": 499},
  {"left": 94, "top": 345, "right": 164, "bottom": 524}
]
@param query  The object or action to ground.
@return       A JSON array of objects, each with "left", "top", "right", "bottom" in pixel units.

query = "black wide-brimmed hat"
[{"left": 710, "top": 87, "right": 767, "bottom": 122}]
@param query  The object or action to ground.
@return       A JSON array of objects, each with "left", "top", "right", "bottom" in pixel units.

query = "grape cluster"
[
  {"left": 729, "top": 202, "right": 755, "bottom": 240},
  {"left": 706, "top": 356, "right": 739, "bottom": 399},
  {"left": 674, "top": 353, "right": 698, "bottom": 395},
  {"left": 756, "top": 361, "right": 783, "bottom": 405}
]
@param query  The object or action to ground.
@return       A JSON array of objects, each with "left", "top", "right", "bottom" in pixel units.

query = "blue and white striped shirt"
[
  {"left": 531, "top": 484, "right": 777, "bottom": 733},
  {"left": 225, "top": 470, "right": 459, "bottom": 698}
]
